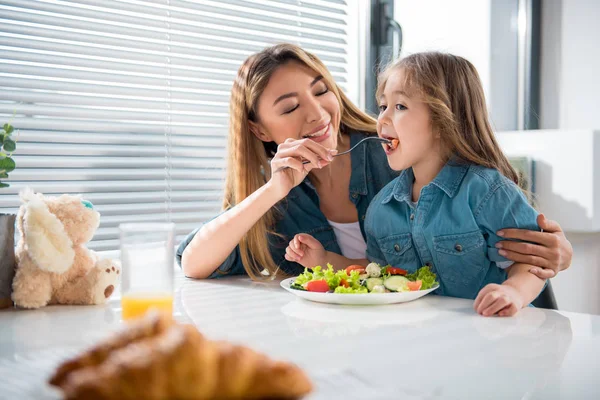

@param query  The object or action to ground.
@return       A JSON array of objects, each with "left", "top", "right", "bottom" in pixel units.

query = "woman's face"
[{"left": 252, "top": 61, "right": 341, "bottom": 150}]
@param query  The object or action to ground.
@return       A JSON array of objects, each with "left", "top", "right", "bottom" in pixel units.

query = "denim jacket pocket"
[
  {"left": 433, "top": 230, "right": 487, "bottom": 299},
  {"left": 376, "top": 233, "right": 419, "bottom": 269}
]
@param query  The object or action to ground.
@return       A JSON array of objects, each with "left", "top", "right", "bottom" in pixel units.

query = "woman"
[{"left": 178, "top": 43, "right": 572, "bottom": 281}]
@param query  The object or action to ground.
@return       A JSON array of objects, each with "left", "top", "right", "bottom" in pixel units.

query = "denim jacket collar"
[
  {"left": 431, "top": 160, "right": 470, "bottom": 197},
  {"left": 381, "top": 167, "right": 410, "bottom": 204},
  {"left": 382, "top": 160, "right": 470, "bottom": 204}
]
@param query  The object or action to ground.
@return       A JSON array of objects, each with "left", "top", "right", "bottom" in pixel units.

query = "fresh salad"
[{"left": 290, "top": 262, "right": 438, "bottom": 294}]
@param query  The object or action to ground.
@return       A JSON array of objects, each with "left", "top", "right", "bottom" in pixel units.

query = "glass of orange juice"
[{"left": 119, "top": 222, "right": 175, "bottom": 321}]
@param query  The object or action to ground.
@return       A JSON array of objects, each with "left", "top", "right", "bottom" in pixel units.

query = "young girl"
[{"left": 285, "top": 52, "right": 546, "bottom": 317}]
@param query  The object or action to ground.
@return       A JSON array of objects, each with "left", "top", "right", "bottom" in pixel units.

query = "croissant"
[
  {"left": 49, "top": 311, "right": 175, "bottom": 388},
  {"left": 50, "top": 313, "right": 312, "bottom": 400}
]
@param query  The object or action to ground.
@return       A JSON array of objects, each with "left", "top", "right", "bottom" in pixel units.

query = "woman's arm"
[
  {"left": 182, "top": 182, "right": 282, "bottom": 278},
  {"left": 496, "top": 214, "right": 573, "bottom": 278},
  {"left": 182, "top": 139, "right": 335, "bottom": 279},
  {"left": 474, "top": 263, "right": 546, "bottom": 317}
]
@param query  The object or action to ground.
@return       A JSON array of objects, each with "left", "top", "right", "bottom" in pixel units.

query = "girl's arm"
[
  {"left": 474, "top": 263, "right": 546, "bottom": 317},
  {"left": 285, "top": 234, "right": 368, "bottom": 270},
  {"left": 503, "top": 262, "right": 547, "bottom": 304},
  {"left": 473, "top": 180, "right": 550, "bottom": 316}
]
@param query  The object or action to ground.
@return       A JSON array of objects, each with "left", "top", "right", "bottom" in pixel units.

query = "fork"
[{"left": 301, "top": 136, "right": 391, "bottom": 165}]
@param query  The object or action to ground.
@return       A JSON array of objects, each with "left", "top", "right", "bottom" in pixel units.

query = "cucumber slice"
[
  {"left": 290, "top": 282, "right": 306, "bottom": 291},
  {"left": 370, "top": 285, "right": 386, "bottom": 293},
  {"left": 365, "top": 277, "right": 384, "bottom": 292},
  {"left": 384, "top": 276, "right": 409, "bottom": 292}
]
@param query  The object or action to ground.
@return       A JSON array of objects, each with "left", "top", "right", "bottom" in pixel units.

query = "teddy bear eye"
[{"left": 81, "top": 200, "right": 94, "bottom": 209}]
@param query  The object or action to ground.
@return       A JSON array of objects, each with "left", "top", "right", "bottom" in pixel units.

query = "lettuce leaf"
[
  {"left": 334, "top": 285, "right": 368, "bottom": 294},
  {"left": 406, "top": 266, "right": 438, "bottom": 290},
  {"left": 322, "top": 264, "right": 343, "bottom": 289},
  {"left": 293, "top": 267, "right": 316, "bottom": 287},
  {"left": 293, "top": 264, "right": 365, "bottom": 291},
  {"left": 379, "top": 264, "right": 392, "bottom": 279}
]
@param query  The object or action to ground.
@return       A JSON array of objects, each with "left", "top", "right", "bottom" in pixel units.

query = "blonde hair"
[
  {"left": 377, "top": 52, "right": 519, "bottom": 184},
  {"left": 224, "top": 43, "right": 376, "bottom": 280}
]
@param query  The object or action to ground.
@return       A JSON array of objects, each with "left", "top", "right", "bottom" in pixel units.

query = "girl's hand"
[
  {"left": 474, "top": 283, "right": 524, "bottom": 317},
  {"left": 268, "top": 138, "right": 337, "bottom": 199},
  {"left": 284, "top": 233, "right": 327, "bottom": 269},
  {"left": 496, "top": 214, "right": 573, "bottom": 279}
]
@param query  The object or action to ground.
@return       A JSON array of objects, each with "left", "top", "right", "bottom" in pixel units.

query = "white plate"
[{"left": 280, "top": 277, "right": 439, "bottom": 305}]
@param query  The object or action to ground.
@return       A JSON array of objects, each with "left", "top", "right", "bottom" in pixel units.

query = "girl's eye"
[
  {"left": 283, "top": 104, "right": 299, "bottom": 114},
  {"left": 395, "top": 104, "right": 407, "bottom": 111},
  {"left": 378, "top": 105, "right": 387, "bottom": 113},
  {"left": 315, "top": 87, "right": 329, "bottom": 96}
]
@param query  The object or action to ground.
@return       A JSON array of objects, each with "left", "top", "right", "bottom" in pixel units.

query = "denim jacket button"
[
  {"left": 351, "top": 193, "right": 359, "bottom": 199},
  {"left": 410, "top": 213, "right": 415, "bottom": 221},
  {"left": 455, "top": 244, "right": 463, "bottom": 252},
  {"left": 362, "top": 214, "right": 366, "bottom": 220},
  {"left": 394, "top": 244, "right": 401, "bottom": 252}
]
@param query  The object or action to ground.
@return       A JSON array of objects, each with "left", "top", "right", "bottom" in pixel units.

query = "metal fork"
[{"left": 301, "top": 136, "right": 391, "bottom": 164}]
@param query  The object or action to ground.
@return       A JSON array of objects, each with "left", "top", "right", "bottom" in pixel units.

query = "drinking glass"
[{"left": 119, "top": 223, "right": 175, "bottom": 320}]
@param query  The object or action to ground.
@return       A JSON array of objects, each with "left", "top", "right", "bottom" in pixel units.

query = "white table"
[{"left": 0, "top": 269, "right": 599, "bottom": 399}]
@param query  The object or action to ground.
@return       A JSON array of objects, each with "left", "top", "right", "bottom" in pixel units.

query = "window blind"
[{"left": 0, "top": 0, "right": 359, "bottom": 252}]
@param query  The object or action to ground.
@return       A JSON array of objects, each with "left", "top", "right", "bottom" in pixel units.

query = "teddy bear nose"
[{"left": 81, "top": 200, "right": 94, "bottom": 209}]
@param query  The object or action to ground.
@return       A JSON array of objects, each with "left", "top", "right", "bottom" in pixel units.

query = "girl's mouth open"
[{"left": 382, "top": 137, "right": 399, "bottom": 154}]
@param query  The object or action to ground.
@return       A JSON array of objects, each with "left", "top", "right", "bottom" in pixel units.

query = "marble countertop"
[{"left": 0, "top": 269, "right": 599, "bottom": 399}]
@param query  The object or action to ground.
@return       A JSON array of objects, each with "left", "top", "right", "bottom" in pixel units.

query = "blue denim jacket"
[
  {"left": 365, "top": 161, "right": 540, "bottom": 300},
  {"left": 176, "top": 131, "right": 398, "bottom": 278}
]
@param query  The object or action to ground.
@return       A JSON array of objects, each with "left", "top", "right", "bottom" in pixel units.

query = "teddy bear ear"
[
  {"left": 19, "top": 187, "right": 39, "bottom": 203},
  {"left": 24, "top": 197, "right": 74, "bottom": 274}
]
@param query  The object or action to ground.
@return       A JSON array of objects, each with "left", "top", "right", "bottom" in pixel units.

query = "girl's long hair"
[{"left": 377, "top": 52, "right": 519, "bottom": 184}]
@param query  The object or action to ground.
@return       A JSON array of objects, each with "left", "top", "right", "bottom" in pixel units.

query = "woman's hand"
[
  {"left": 474, "top": 283, "right": 523, "bottom": 317},
  {"left": 268, "top": 138, "right": 336, "bottom": 199},
  {"left": 285, "top": 233, "right": 327, "bottom": 269},
  {"left": 496, "top": 214, "right": 573, "bottom": 279}
]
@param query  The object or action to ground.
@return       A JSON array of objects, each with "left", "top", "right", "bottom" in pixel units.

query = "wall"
[
  {"left": 393, "top": 0, "right": 491, "bottom": 96},
  {"left": 538, "top": 0, "right": 600, "bottom": 315},
  {"left": 393, "top": 0, "right": 520, "bottom": 130},
  {"left": 540, "top": 0, "right": 600, "bottom": 130},
  {"left": 497, "top": 130, "right": 600, "bottom": 232},
  {"left": 555, "top": 232, "right": 600, "bottom": 315}
]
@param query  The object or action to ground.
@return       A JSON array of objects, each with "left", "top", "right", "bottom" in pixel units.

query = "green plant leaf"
[
  {"left": 0, "top": 182, "right": 9, "bottom": 189},
  {"left": 3, "top": 139, "right": 15, "bottom": 152},
  {"left": 3, "top": 124, "right": 13, "bottom": 134},
  {"left": 0, "top": 172, "right": 8, "bottom": 179},
  {"left": 0, "top": 157, "right": 15, "bottom": 172}
]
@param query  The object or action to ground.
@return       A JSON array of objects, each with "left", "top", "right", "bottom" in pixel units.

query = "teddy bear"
[{"left": 11, "top": 189, "right": 120, "bottom": 309}]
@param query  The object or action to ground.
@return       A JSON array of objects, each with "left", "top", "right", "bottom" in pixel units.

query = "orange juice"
[{"left": 121, "top": 294, "right": 173, "bottom": 320}]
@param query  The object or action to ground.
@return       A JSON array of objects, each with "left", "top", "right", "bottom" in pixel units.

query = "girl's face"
[
  {"left": 377, "top": 68, "right": 441, "bottom": 171},
  {"left": 252, "top": 61, "right": 341, "bottom": 150}
]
